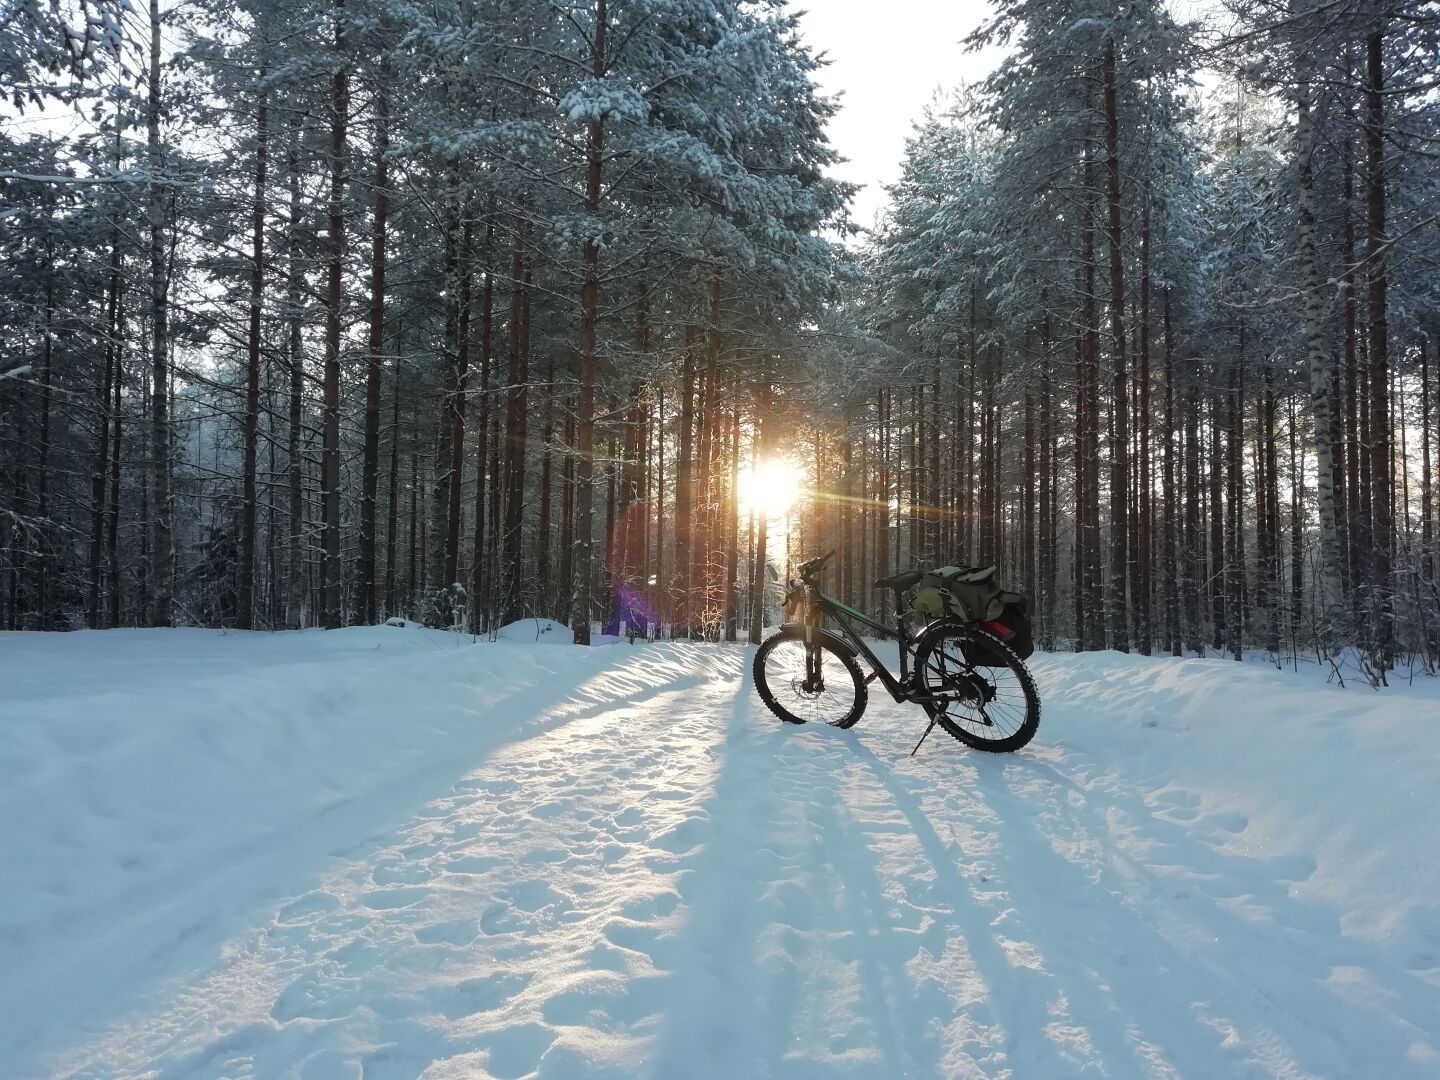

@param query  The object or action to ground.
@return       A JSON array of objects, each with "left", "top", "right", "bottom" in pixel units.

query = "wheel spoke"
[
  {"left": 758, "top": 639, "right": 861, "bottom": 727},
  {"left": 914, "top": 628, "right": 1036, "bottom": 745}
]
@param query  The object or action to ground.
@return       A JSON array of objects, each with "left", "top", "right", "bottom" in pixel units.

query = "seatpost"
[{"left": 895, "top": 588, "right": 908, "bottom": 680}]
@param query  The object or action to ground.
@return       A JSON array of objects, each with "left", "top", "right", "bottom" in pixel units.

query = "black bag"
[
  {"left": 964, "top": 592, "right": 1034, "bottom": 665},
  {"left": 913, "top": 564, "right": 1035, "bottom": 665}
]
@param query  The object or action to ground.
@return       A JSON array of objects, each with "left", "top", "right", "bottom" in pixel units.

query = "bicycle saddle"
[{"left": 873, "top": 568, "right": 923, "bottom": 592}]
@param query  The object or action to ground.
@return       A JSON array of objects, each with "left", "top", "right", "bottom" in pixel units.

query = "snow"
[
  {"left": 1, "top": 628, "right": 1438, "bottom": 1078},
  {"left": 495, "top": 618, "right": 575, "bottom": 645}
]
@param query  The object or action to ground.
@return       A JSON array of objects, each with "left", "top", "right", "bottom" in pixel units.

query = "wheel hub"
[
  {"left": 946, "top": 669, "right": 995, "bottom": 706},
  {"left": 792, "top": 675, "right": 826, "bottom": 698}
]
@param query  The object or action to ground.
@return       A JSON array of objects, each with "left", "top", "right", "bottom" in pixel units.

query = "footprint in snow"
[
  {"left": 505, "top": 878, "right": 569, "bottom": 913},
  {"left": 371, "top": 861, "right": 430, "bottom": 886},
  {"left": 618, "top": 891, "right": 681, "bottom": 922},
  {"left": 275, "top": 891, "right": 341, "bottom": 925},
  {"left": 480, "top": 902, "right": 525, "bottom": 935},
  {"left": 1207, "top": 810, "right": 1250, "bottom": 834},
  {"left": 650, "top": 817, "right": 705, "bottom": 855},
  {"left": 542, "top": 974, "right": 668, "bottom": 1028},
  {"left": 358, "top": 886, "right": 429, "bottom": 910},
  {"left": 434, "top": 971, "right": 531, "bottom": 1019},
  {"left": 414, "top": 918, "right": 479, "bottom": 946},
  {"left": 443, "top": 854, "right": 499, "bottom": 875},
  {"left": 477, "top": 1022, "right": 554, "bottom": 1080},
  {"left": 520, "top": 846, "right": 570, "bottom": 865},
  {"left": 271, "top": 974, "right": 353, "bottom": 1023}
]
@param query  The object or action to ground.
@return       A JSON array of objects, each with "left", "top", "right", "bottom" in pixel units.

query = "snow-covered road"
[{"left": 2, "top": 627, "right": 1438, "bottom": 1078}]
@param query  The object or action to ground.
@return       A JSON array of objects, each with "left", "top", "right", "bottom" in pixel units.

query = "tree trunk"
[
  {"left": 724, "top": 392, "right": 741, "bottom": 642},
  {"left": 385, "top": 350, "right": 401, "bottom": 617},
  {"left": 1137, "top": 197, "right": 1153, "bottom": 655},
  {"left": 285, "top": 118, "right": 306, "bottom": 630},
  {"left": 1079, "top": 143, "right": 1105, "bottom": 650},
  {"left": 443, "top": 219, "right": 474, "bottom": 601},
  {"left": 1022, "top": 361, "right": 1036, "bottom": 597},
  {"left": 653, "top": 387, "right": 665, "bottom": 634},
  {"left": 358, "top": 65, "right": 388, "bottom": 626},
  {"left": 501, "top": 235, "right": 528, "bottom": 622},
  {"left": 1341, "top": 130, "right": 1362, "bottom": 588},
  {"left": 1209, "top": 372, "right": 1225, "bottom": 651},
  {"left": 1261, "top": 367, "right": 1281, "bottom": 655},
  {"left": 750, "top": 385, "right": 770, "bottom": 643},
  {"left": 320, "top": 0, "right": 349, "bottom": 629},
  {"left": 1365, "top": 26, "right": 1393, "bottom": 669},
  {"left": 1102, "top": 36, "right": 1130, "bottom": 652},
  {"left": 1422, "top": 335, "right": 1434, "bottom": 589},
  {"left": 571, "top": 0, "right": 606, "bottom": 645},
  {"left": 1226, "top": 340, "right": 1244, "bottom": 661},
  {"left": 875, "top": 389, "right": 890, "bottom": 615},
  {"left": 696, "top": 276, "right": 723, "bottom": 632},
  {"left": 1288, "top": 392, "right": 1305, "bottom": 647},
  {"left": 470, "top": 225, "right": 495, "bottom": 631},
  {"left": 106, "top": 278, "right": 124, "bottom": 628},
  {"left": 1182, "top": 359, "right": 1202, "bottom": 653},
  {"left": 1038, "top": 331, "right": 1055, "bottom": 651},
  {"left": 558, "top": 403, "right": 576, "bottom": 630},
  {"left": 1297, "top": 80, "right": 1346, "bottom": 644},
  {"left": 1162, "top": 289, "right": 1179, "bottom": 655},
  {"left": 89, "top": 233, "right": 121, "bottom": 628},
  {"left": 238, "top": 88, "right": 269, "bottom": 630},
  {"left": 146, "top": 0, "right": 173, "bottom": 627},
  {"left": 36, "top": 258, "right": 54, "bottom": 627},
  {"left": 407, "top": 423, "right": 419, "bottom": 610},
  {"left": 674, "top": 328, "right": 697, "bottom": 634},
  {"left": 536, "top": 357, "right": 556, "bottom": 615}
]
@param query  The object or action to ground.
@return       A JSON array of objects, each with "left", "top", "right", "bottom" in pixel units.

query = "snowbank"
[
  {"left": 1028, "top": 650, "right": 1440, "bottom": 952},
  {"left": 495, "top": 617, "right": 573, "bottom": 644}
]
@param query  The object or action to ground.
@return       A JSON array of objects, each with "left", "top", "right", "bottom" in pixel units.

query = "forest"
[{"left": 2, "top": 0, "right": 1437, "bottom": 678}]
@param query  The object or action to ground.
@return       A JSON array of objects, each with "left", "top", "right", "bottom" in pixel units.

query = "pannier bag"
[{"left": 913, "top": 565, "right": 1035, "bottom": 663}]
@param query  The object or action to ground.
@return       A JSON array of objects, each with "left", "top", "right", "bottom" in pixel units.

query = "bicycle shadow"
[
  {"left": 651, "top": 688, "right": 1062, "bottom": 1078},
  {"left": 845, "top": 729, "right": 1440, "bottom": 1078}
]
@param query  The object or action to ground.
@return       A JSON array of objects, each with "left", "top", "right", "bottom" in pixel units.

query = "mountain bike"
[{"left": 752, "top": 550, "right": 1040, "bottom": 753}]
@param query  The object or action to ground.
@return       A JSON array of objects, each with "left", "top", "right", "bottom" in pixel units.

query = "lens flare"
[{"left": 739, "top": 459, "right": 804, "bottom": 521}]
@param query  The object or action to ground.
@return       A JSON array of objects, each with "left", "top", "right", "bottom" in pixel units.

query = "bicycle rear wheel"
[
  {"left": 912, "top": 623, "right": 1039, "bottom": 752},
  {"left": 753, "top": 630, "right": 867, "bottom": 728}
]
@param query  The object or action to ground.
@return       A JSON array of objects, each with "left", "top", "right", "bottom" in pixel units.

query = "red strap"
[{"left": 980, "top": 619, "right": 1014, "bottom": 639}]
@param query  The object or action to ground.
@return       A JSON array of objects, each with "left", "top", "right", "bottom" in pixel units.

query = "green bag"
[{"left": 912, "top": 565, "right": 1005, "bottom": 621}]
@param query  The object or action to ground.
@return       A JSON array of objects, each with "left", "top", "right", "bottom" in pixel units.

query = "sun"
[{"left": 739, "top": 459, "right": 805, "bottom": 521}]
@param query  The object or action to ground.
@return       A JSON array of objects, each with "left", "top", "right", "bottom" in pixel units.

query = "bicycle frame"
[{"left": 791, "top": 585, "right": 941, "bottom": 718}]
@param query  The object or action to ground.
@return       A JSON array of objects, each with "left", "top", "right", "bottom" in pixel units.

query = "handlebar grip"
[{"left": 799, "top": 549, "right": 839, "bottom": 578}]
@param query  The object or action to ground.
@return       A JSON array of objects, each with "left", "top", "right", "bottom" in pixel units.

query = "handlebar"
[{"left": 795, "top": 549, "right": 837, "bottom": 582}]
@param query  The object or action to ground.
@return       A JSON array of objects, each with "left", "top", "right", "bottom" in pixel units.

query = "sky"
[{"left": 794, "top": 0, "right": 1005, "bottom": 229}]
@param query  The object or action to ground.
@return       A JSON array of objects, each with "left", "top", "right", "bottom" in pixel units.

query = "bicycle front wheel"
[
  {"left": 913, "top": 623, "right": 1040, "bottom": 752},
  {"left": 753, "top": 630, "right": 867, "bottom": 728}
]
